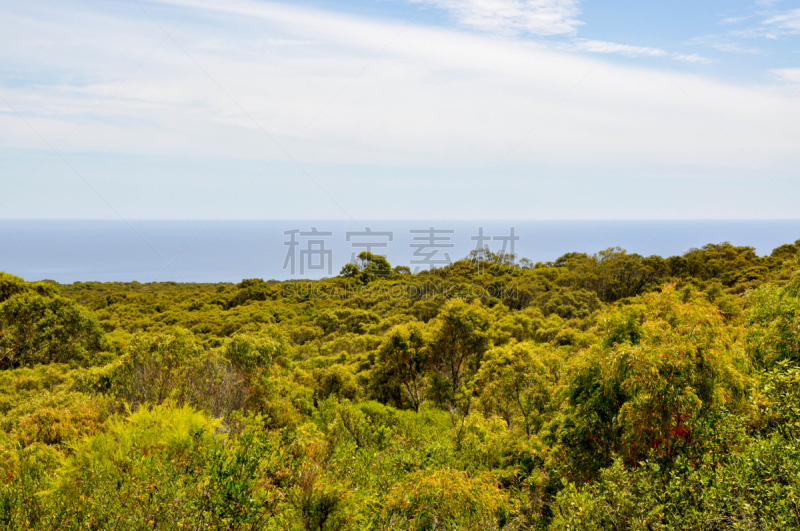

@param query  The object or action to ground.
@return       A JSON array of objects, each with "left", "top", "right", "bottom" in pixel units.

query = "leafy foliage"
[
  {"left": 0, "top": 239, "right": 798, "bottom": 529},
  {"left": 0, "top": 293, "right": 103, "bottom": 369}
]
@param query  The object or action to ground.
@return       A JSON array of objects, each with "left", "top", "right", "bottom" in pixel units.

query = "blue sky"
[{"left": 0, "top": 0, "right": 799, "bottom": 220}]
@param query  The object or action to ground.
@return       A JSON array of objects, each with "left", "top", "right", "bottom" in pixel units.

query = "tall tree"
[
  {"left": 377, "top": 323, "right": 429, "bottom": 411},
  {"left": 429, "top": 299, "right": 491, "bottom": 403}
]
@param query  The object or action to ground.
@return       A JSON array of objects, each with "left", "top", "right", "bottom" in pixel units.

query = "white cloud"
[
  {"left": 673, "top": 53, "right": 712, "bottom": 64},
  {"left": 772, "top": 68, "right": 800, "bottom": 84},
  {"left": 411, "top": 0, "right": 582, "bottom": 36},
  {"left": 763, "top": 8, "right": 800, "bottom": 37},
  {"left": 689, "top": 35, "right": 760, "bottom": 54},
  {"left": 719, "top": 16, "right": 752, "bottom": 25},
  {"left": 568, "top": 39, "right": 668, "bottom": 58},
  {"left": 713, "top": 41, "right": 760, "bottom": 54},
  {"left": 1, "top": 0, "right": 794, "bottom": 165},
  {"left": 563, "top": 40, "right": 710, "bottom": 64},
  {"left": 1, "top": 0, "right": 799, "bottom": 219},
  {"left": 409, "top": 2, "right": 709, "bottom": 65},
  {"left": 699, "top": 5, "right": 799, "bottom": 45}
]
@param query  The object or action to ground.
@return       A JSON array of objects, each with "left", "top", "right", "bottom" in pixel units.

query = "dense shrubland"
[{"left": 0, "top": 241, "right": 799, "bottom": 529}]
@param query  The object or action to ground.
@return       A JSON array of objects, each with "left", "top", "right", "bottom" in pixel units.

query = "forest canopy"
[{"left": 0, "top": 240, "right": 799, "bottom": 530}]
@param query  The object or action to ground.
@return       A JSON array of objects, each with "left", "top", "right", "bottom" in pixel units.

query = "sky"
[{"left": 0, "top": 0, "right": 799, "bottom": 220}]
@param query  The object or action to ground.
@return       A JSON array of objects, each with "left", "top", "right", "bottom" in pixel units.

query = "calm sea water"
[{"left": 1, "top": 220, "right": 798, "bottom": 283}]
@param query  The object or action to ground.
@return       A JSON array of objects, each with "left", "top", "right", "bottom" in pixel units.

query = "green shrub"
[
  {"left": 0, "top": 294, "right": 103, "bottom": 369},
  {"left": 381, "top": 469, "right": 510, "bottom": 530}
]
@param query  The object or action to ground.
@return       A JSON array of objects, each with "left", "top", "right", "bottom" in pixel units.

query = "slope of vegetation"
[{"left": 1, "top": 241, "right": 799, "bottom": 530}]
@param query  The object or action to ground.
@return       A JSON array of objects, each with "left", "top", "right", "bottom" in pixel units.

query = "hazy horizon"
[{"left": 3, "top": 219, "right": 798, "bottom": 283}]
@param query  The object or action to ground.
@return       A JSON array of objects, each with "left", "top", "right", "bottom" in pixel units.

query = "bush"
[
  {"left": 381, "top": 469, "right": 510, "bottom": 530},
  {"left": 47, "top": 403, "right": 223, "bottom": 529},
  {"left": 0, "top": 294, "right": 103, "bottom": 369},
  {"left": 0, "top": 438, "right": 61, "bottom": 529},
  {"left": 559, "top": 284, "right": 750, "bottom": 476},
  {"left": 114, "top": 330, "right": 247, "bottom": 418},
  {"left": 746, "top": 279, "right": 800, "bottom": 368}
]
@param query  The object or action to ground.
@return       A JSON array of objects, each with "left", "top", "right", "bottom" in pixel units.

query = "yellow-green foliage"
[
  {"left": 0, "top": 293, "right": 104, "bottom": 369},
  {"left": 0, "top": 242, "right": 798, "bottom": 530},
  {"left": 49, "top": 403, "right": 222, "bottom": 529},
  {"left": 0, "top": 364, "right": 112, "bottom": 448},
  {"left": 559, "top": 284, "right": 750, "bottom": 476},
  {"left": 381, "top": 468, "right": 510, "bottom": 530},
  {"left": 476, "top": 342, "right": 566, "bottom": 436}
]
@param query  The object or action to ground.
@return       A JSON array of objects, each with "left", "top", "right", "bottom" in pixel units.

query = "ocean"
[{"left": 1, "top": 220, "right": 798, "bottom": 284}]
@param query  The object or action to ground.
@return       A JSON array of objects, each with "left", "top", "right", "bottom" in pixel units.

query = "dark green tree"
[
  {"left": 0, "top": 294, "right": 103, "bottom": 369},
  {"left": 376, "top": 323, "right": 429, "bottom": 411},
  {"left": 429, "top": 299, "right": 491, "bottom": 404},
  {"left": 339, "top": 252, "right": 392, "bottom": 283}
]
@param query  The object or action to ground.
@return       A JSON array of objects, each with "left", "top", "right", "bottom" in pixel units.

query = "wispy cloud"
[
  {"left": 694, "top": 4, "right": 800, "bottom": 54},
  {"left": 1, "top": 0, "right": 798, "bottom": 220},
  {"left": 411, "top": 0, "right": 582, "bottom": 36},
  {"left": 723, "top": 6, "right": 800, "bottom": 39},
  {"left": 565, "top": 40, "right": 711, "bottom": 64},
  {"left": 690, "top": 35, "right": 760, "bottom": 54},
  {"left": 568, "top": 39, "right": 668, "bottom": 58},
  {"left": 772, "top": 68, "right": 800, "bottom": 84},
  {"left": 416, "top": 1, "right": 716, "bottom": 67},
  {"left": 674, "top": 53, "right": 712, "bottom": 64},
  {"left": 762, "top": 8, "right": 800, "bottom": 38},
  {"left": 1, "top": 0, "right": 791, "bottom": 168},
  {"left": 719, "top": 16, "right": 753, "bottom": 25}
]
